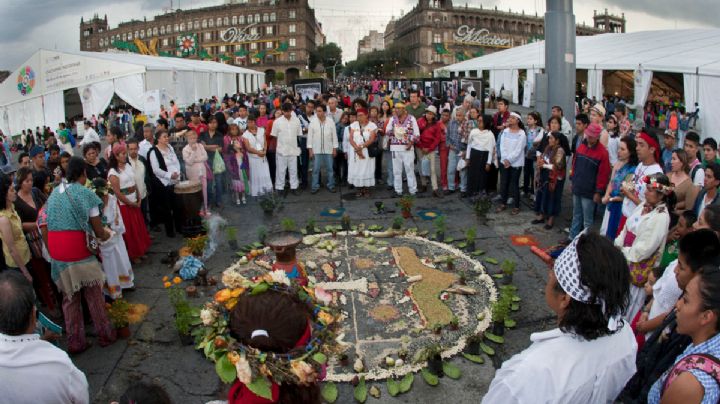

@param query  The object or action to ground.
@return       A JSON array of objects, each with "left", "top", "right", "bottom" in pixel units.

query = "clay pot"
[
  {"left": 186, "top": 285, "right": 198, "bottom": 298},
  {"left": 401, "top": 210, "right": 412, "bottom": 219},
  {"left": 117, "top": 326, "right": 131, "bottom": 339},
  {"left": 427, "top": 354, "right": 444, "bottom": 377}
]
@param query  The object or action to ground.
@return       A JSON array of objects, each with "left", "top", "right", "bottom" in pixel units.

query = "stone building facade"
[
  {"left": 80, "top": 0, "right": 326, "bottom": 83},
  {"left": 384, "top": 0, "right": 626, "bottom": 74},
  {"left": 357, "top": 30, "right": 385, "bottom": 58}
]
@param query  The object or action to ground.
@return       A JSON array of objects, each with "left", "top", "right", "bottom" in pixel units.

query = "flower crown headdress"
[{"left": 643, "top": 175, "right": 674, "bottom": 195}]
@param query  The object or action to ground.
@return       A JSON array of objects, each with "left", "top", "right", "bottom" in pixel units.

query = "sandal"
[
  {"left": 511, "top": 208, "right": 520, "bottom": 215},
  {"left": 495, "top": 205, "right": 506, "bottom": 213}
]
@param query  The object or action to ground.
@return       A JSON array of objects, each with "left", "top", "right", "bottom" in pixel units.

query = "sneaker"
[
  {"left": 311, "top": 189, "right": 319, "bottom": 194},
  {"left": 241, "top": 196, "right": 247, "bottom": 205},
  {"left": 235, "top": 198, "right": 241, "bottom": 205},
  {"left": 393, "top": 192, "right": 403, "bottom": 198},
  {"left": 328, "top": 187, "right": 336, "bottom": 193}
]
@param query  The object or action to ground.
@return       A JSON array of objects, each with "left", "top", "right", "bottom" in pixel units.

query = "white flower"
[
  {"left": 222, "top": 269, "right": 248, "bottom": 289},
  {"left": 269, "top": 269, "right": 290, "bottom": 286},
  {"left": 235, "top": 355, "right": 252, "bottom": 385},
  {"left": 200, "top": 308, "right": 217, "bottom": 326}
]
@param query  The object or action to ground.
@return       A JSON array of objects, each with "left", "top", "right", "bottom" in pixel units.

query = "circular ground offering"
[{"left": 226, "top": 231, "right": 497, "bottom": 382}]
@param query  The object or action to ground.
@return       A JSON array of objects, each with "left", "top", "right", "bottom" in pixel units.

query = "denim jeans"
[
  {"left": 446, "top": 150, "right": 467, "bottom": 192},
  {"left": 312, "top": 153, "right": 335, "bottom": 191},
  {"left": 570, "top": 194, "right": 596, "bottom": 239},
  {"left": 209, "top": 171, "right": 225, "bottom": 206}
]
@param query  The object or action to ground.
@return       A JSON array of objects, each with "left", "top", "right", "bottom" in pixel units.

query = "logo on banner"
[
  {"left": 220, "top": 23, "right": 262, "bottom": 43},
  {"left": 16, "top": 66, "right": 35, "bottom": 96},
  {"left": 453, "top": 26, "right": 511, "bottom": 48}
]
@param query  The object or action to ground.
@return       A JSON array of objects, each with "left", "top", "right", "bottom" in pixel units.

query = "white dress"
[
  {"left": 347, "top": 121, "right": 377, "bottom": 187},
  {"left": 242, "top": 129, "right": 273, "bottom": 197},
  {"left": 99, "top": 194, "right": 133, "bottom": 299}
]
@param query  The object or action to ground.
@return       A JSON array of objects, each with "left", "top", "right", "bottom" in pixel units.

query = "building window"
[
  {"left": 202, "top": 19, "right": 207, "bottom": 28},
  {"left": 266, "top": 26, "right": 273, "bottom": 34},
  {"left": 148, "top": 28, "right": 153, "bottom": 36},
  {"left": 223, "top": 17, "right": 229, "bottom": 26},
  {"left": 289, "top": 24, "right": 296, "bottom": 33},
  {"left": 247, "top": 15, "right": 253, "bottom": 23},
  {"left": 160, "top": 26, "right": 165, "bottom": 34},
  {"left": 270, "top": 12, "right": 276, "bottom": 22},
  {"left": 192, "top": 20, "right": 197, "bottom": 29},
  {"left": 122, "top": 33, "right": 127, "bottom": 41},
  {"left": 433, "top": 33, "right": 441, "bottom": 43},
  {"left": 250, "top": 27, "right": 257, "bottom": 35},
  {"left": 86, "top": 40, "right": 90, "bottom": 48},
  {"left": 220, "top": 45, "right": 226, "bottom": 52},
  {"left": 289, "top": 52, "right": 296, "bottom": 61},
  {"left": 239, "top": 15, "right": 245, "bottom": 24},
  {"left": 288, "top": 10, "right": 296, "bottom": 19},
  {"left": 167, "top": 25, "right": 171, "bottom": 33},
  {"left": 163, "top": 38, "right": 169, "bottom": 46},
  {"left": 209, "top": 19, "right": 214, "bottom": 27},
  {"left": 179, "top": 23, "right": 185, "bottom": 31},
  {"left": 232, "top": 16, "right": 237, "bottom": 25},
  {"left": 83, "top": 30, "right": 89, "bottom": 37},
  {"left": 140, "top": 31, "right": 145, "bottom": 39},
  {"left": 134, "top": 30, "right": 139, "bottom": 38},
  {"left": 250, "top": 42, "right": 257, "bottom": 50},
  {"left": 204, "top": 32, "right": 211, "bottom": 40},
  {"left": 263, "top": 13, "right": 269, "bottom": 22},
  {"left": 266, "top": 41, "right": 273, "bottom": 49},
  {"left": 217, "top": 18, "right": 222, "bottom": 27},
  {"left": 152, "top": 27, "right": 157, "bottom": 35},
  {"left": 255, "top": 14, "right": 260, "bottom": 23},
  {"left": 289, "top": 38, "right": 296, "bottom": 47}
]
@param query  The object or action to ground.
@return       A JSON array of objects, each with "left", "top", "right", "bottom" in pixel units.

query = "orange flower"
[
  {"left": 215, "top": 288, "right": 233, "bottom": 303},
  {"left": 173, "top": 276, "right": 182, "bottom": 285},
  {"left": 225, "top": 297, "right": 239, "bottom": 311},
  {"left": 163, "top": 281, "right": 172, "bottom": 288},
  {"left": 318, "top": 311, "right": 335, "bottom": 326},
  {"left": 162, "top": 276, "right": 169, "bottom": 282},
  {"left": 227, "top": 351, "right": 240, "bottom": 365}
]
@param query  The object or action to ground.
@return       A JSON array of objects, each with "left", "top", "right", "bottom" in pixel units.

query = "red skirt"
[{"left": 119, "top": 204, "right": 151, "bottom": 259}]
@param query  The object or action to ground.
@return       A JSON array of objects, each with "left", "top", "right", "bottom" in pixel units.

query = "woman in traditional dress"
[
  {"left": 224, "top": 124, "right": 249, "bottom": 205},
  {"left": 532, "top": 131, "right": 570, "bottom": 230},
  {"left": 182, "top": 130, "right": 209, "bottom": 216},
  {"left": 92, "top": 178, "right": 133, "bottom": 300},
  {"left": 615, "top": 173, "right": 674, "bottom": 322},
  {"left": 108, "top": 143, "right": 151, "bottom": 264},
  {"left": 13, "top": 167, "right": 56, "bottom": 312},
  {"left": 347, "top": 108, "right": 377, "bottom": 197},
  {"left": 241, "top": 116, "right": 273, "bottom": 197},
  {"left": 600, "top": 137, "right": 638, "bottom": 239},
  {"left": 46, "top": 157, "right": 115, "bottom": 353}
]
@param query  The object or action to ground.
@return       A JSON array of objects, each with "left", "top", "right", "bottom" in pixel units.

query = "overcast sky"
[{"left": 0, "top": 0, "right": 718, "bottom": 71}]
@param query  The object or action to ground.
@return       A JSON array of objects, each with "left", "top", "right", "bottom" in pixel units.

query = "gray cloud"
[{"left": 579, "top": 0, "right": 720, "bottom": 27}]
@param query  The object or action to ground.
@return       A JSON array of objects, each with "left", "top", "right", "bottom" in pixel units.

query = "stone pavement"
[{"left": 74, "top": 181, "right": 574, "bottom": 403}]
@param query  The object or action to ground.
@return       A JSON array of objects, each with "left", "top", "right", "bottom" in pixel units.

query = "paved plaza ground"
[{"left": 71, "top": 178, "right": 573, "bottom": 403}]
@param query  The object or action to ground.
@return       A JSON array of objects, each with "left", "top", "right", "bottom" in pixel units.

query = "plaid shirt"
[
  {"left": 446, "top": 118, "right": 465, "bottom": 151},
  {"left": 648, "top": 331, "right": 720, "bottom": 404}
]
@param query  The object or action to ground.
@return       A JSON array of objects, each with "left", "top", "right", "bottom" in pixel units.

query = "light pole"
[{"left": 326, "top": 58, "right": 340, "bottom": 83}]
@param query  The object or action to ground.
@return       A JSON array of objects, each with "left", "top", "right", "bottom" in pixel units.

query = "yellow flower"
[
  {"left": 163, "top": 281, "right": 172, "bottom": 288},
  {"left": 227, "top": 351, "right": 240, "bottom": 365},
  {"left": 173, "top": 276, "right": 182, "bottom": 285},
  {"left": 318, "top": 311, "right": 335, "bottom": 326},
  {"left": 225, "top": 297, "right": 239, "bottom": 311},
  {"left": 426, "top": 212, "right": 437, "bottom": 217},
  {"left": 259, "top": 364, "right": 273, "bottom": 377},
  {"left": 162, "top": 276, "right": 169, "bottom": 282},
  {"left": 328, "top": 209, "right": 337, "bottom": 214},
  {"left": 215, "top": 288, "right": 233, "bottom": 303}
]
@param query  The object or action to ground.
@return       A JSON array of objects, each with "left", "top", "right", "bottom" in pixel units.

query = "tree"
[
  {"left": 309, "top": 43, "right": 342, "bottom": 71},
  {"left": 342, "top": 43, "right": 413, "bottom": 77}
]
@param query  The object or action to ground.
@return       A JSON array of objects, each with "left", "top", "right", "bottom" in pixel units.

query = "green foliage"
[
  {"left": 501, "top": 259, "right": 516, "bottom": 276},
  {"left": 226, "top": 226, "right": 237, "bottom": 241},
  {"left": 321, "top": 382, "right": 338, "bottom": 403},
  {"left": 256, "top": 225, "right": 268, "bottom": 242},
  {"left": 442, "top": 362, "right": 462, "bottom": 379},
  {"left": 485, "top": 257, "right": 498, "bottom": 265},
  {"left": 485, "top": 332, "right": 505, "bottom": 344},
  {"left": 421, "top": 368, "right": 439, "bottom": 386},
  {"left": 107, "top": 299, "right": 130, "bottom": 328},
  {"left": 433, "top": 215, "right": 447, "bottom": 233},
  {"left": 466, "top": 227, "right": 477, "bottom": 241},
  {"left": 462, "top": 353, "right": 485, "bottom": 363},
  {"left": 398, "top": 195, "right": 415, "bottom": 212},
  {"left": 168, "top": 287, "right": 195, "bottom": 335},
  {"left": 399, "top": 373, "right": 414, "bottom": 393},
  {"left": 280, "top": 218, "right": 296, "bottom": 232},
  {"left": 216, "top": 353, "right": 236, "bottom": 384},
  {"left": 387, "top": 379, "right": 400, "bottom": 396},
  {"left": 343, "top": 43, "right": 414, "bottom": 76},
  {"left": 479, "top": 342, "right": 495, "bottom": 356},
  {"left": 307, "top": 217, "right": 316, "bottom": 230},
  {"left": 354, "top": 376, "right": 367, "bottom": 403},
  {"left": 474, "top": 196, "right": 492, "bottom": 216},
  {"left": 246, "top": 376, "right": 273, "bottom": 400},
  {"left": 491, "top": 288, "right": 514, "bottom": 323},
  {"left": 309, "top": 42, "right": 342, "bottom": 71}
]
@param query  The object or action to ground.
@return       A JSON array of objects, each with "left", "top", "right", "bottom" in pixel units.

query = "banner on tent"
[{"left": 143, "top": 90, "right": 161, "bottom": 121}]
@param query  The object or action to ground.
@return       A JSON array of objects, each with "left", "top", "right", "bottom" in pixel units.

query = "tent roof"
[
  {"left": 440, "top": 29, "right": 720, "bottom": 76},
  {"left": 0, "top": 49, "right": 263, "bottom": 107}
]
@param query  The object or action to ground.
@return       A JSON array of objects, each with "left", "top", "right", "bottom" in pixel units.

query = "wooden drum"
[{"left": 174, "top": 180, "right": 203, "bottom": 237}]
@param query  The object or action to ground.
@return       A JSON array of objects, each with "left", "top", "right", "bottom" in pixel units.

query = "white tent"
[
  {"left": 439, "top": 29, "right": 720, "bottom": 140},
  {"left": 0, "top": 49, "right": 265, "bottom": 136}
]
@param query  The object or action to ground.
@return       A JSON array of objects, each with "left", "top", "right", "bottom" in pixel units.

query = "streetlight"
[{"left": 326, "top": 58, "right": 341, "bottom": 83}]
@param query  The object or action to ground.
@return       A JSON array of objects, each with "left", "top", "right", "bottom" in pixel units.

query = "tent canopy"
[
  {"left": 0, "top": 49, "right": 264, "bottom": 136},
  {"left": 439, "top": 29, "right": 720, "bottom": 141},
  {"left": 440, "top": 29, "right": 720, "bottom": 76}
]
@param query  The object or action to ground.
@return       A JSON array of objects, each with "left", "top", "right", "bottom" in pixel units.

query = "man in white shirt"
[
  {"left": 138, "top": 124, "right": 155, "bottom": 161},
  {"left": 385, "top": 102, "right": 420, "bottom": 197},
  {"left": 326, "top": 97, "right": 343, "bottom": 124},
  {"left": 271, "top": 103, "right": 302, "bottom": 195},
  {"left": 79, "top": 121, "right": 100, "bottom": 147},
  {"left": 0, "top": 271, "right": 90, "bottom": 404},
  {"left": 307, "top": 104, "right": 339, "bottom": 194},
  {"left": 483, "top": 232, "right": 637, "bottom": 404}
]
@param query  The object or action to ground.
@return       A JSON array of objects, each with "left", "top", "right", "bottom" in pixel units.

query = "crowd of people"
[{"left": 0, "top": 77, "right": 718, "bottom": 403}]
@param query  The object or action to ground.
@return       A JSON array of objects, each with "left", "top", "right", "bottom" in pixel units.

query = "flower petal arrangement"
[{"left": 190, "top": 269, "right": 342, "bottom": 400}]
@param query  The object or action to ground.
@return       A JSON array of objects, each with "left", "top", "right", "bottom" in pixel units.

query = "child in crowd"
[
  {"left": 224, "top": 123, "right": 249, "bottom": 205},
  {"left": 93, "top": 178, "right": 133, "bottom": 300},
  {"left": 182, "top": 130, "right": 210, "bottom": 216}
]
